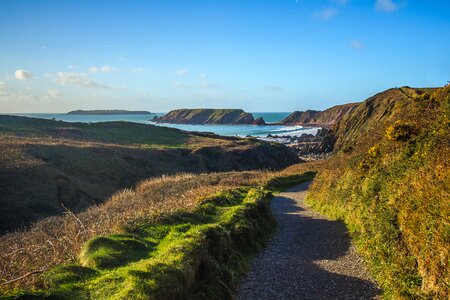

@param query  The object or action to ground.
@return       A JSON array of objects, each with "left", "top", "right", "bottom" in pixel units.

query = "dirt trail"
[{"left": 236, "top": 182, "right": 381, "bottom": 300}]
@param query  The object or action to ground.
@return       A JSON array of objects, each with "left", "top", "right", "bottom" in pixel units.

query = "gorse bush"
[
  {"left": 385, "top": 121, "right": 418, "bottom": 142},
  {"left": 306, "top": 86, "right": 450, "bottom": 299}
]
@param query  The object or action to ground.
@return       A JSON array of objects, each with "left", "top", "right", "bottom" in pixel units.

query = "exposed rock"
[
  {"left": 153, "top": 109, "right": 265, "bottom": 125},
  {"left": 253, "top": 117, "right": 266, "bottom": 125},
  {"left": 279, "top": 103, "right": 359, "bottom": 127}
]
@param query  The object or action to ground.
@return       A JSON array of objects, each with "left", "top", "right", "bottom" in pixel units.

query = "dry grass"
[
  {"left": 0, "top": 170, "right": 275, "bottom": 292},
  {"left": 305, "top": 86, "right": 450, "bottom": 298}
]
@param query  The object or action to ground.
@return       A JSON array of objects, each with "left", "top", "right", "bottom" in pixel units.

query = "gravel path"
[{"left": 236, "top": 182, "right": 381, "bottom": 300}]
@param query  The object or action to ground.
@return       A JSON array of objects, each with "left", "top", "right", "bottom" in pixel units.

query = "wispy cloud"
[
  {"left": 313, "top": 8, "right": 338, "bottom": 20},
  {"left": 265, "top": 85, "right": 284, "bottom": 92},
  {"left": 375, "top": 0, "right": 401, "bottom": 12},
  {"left": 131, "top": 67, "right": 145, "bottom": 73},
  {"left": 15, "top": 69, "right": 33, "bottom": 80},
  {"left": 56, "top": 72, "right": 111, "bottom": 89},
  {"left": 0, "top": 81, "right": 6, "bottom": 90},
  {"left": 89, "top": 65, "right": 118, "bottom": 73},
  {"left": 42, "top": 89, "right": 64, "bottom": 101},
  {"left": 349, "top": 40, "right": 364, "bottom": 50},
  {"left": 176, "top": 69, "right": 189, "bottom": 76}
]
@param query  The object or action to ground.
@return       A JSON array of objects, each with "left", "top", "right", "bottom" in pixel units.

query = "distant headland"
[
  {"left": 66, "top": 110, "right": 152, "bottom": 115},
  {"left": 152, "top": 109, "right": 266, "bottom": 125}
]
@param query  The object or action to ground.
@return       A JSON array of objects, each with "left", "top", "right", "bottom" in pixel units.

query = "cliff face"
[
  {"left": 279, "top": 103, "right": 359, "bottom": 127},
  {"left": 153, "top": 109, "right": 265, "bottom": 125},
  {"left": 332, "top": 87, "right": 428, "bottom": 151}
]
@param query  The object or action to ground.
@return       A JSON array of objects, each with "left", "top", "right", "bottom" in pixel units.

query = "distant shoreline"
[{"left": 66, "top": 110, "right": 152, "bottom": 115}]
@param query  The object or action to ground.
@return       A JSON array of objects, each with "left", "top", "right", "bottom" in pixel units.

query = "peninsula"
[{"left": 152, "top": 109, "right": 266, "bottom": 125}]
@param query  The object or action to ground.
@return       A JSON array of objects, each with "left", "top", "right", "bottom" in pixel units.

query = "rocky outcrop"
[
  {"left": 153, "top": 109, "right": 265, "bottom": 125},
  {"left": 254, "top": 117, "right": 266, "bottom": 125},
  {"left": 279, "top": 103, "right": 359, "bottom": 127}
]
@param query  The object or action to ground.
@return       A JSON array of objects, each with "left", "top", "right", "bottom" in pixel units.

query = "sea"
[{"left": 10, "top": 113, "right": 319, "bottom": 138}]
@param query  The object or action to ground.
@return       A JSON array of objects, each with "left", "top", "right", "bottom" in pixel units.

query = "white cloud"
[
  {"left": 15, "top": 69, "right": 33, "bottom": 80},
  {"left": 131, "top": 67, "right": 145, "bottom": 73},
  {"left": 265, "top": 85, "right": 284, "bottom": 92},
  {"left": 199, "top": 74, "right": 208, "bottom": 79},
  {"left": 0, "top": 82, "right": 6, "bottom": 90},
  {"left": 100, "top": 65, "right": 117, "bottom": 73},
  {"left": 67, "top": 65, "right": 79, "bottom": 70},
  {"left": 56, "top": 72, "right": 111, "bottom": 89},
  {"left": 349, "top": 40, "right": 364, "bottom": 50},
  {"left": 46, "top": 89, "right": 63, "bottom": 98},
  {"left": 375, "top": 0, "right": 400, "bottom": 12},
  {"left": 313, "top": 8, "right": 338, "bottom": 20},
  {"left": 176, "top": 69, "right": 189, "bottom": 76},
  {"left": 89, "top": 65, "right": 118, "bottom": 73}
]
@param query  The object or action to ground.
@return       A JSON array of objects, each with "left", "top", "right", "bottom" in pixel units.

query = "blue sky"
[{"left": 0, "top": 0, "right": 449, "bottom": 113}]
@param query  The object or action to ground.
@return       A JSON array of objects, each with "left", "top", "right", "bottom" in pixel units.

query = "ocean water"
[{"left": 11, "top": 113, "right": 319, "bottom": 138}]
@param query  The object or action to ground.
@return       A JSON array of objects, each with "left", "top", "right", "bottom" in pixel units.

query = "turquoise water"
[{"left": 11, "top": 113, "right": 319, "bottom": 138}]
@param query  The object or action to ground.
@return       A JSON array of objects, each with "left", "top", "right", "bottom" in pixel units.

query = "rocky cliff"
[
  {"left": 152, "top": 109, "right": 265, "bottom": 125},
  {"left": 279, "top": 103, "right": 359, "bottom": 127}
]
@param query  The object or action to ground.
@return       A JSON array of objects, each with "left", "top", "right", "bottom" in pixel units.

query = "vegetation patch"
[
  {"left": 3, "top": 173, "right": 313, "bottom": 299},
  {"left": 305, "top": 86, "right": 450, "bottom": 299}
]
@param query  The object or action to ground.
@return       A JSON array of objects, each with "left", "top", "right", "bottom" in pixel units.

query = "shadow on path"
[{"left": 236, "top": 182, "right": 380, "bottom": 300}]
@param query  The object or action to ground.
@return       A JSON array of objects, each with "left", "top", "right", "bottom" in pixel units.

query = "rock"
[{"left": 253, "top": 117, "right": 266, "bottom": 125}]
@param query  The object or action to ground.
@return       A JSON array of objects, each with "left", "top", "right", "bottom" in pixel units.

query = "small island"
[
  {"left": 66, "top": 110, "right": 152, "bottom": 115},
  {"left": 152, "top": 109, "right": 266, "bottom": 125}
]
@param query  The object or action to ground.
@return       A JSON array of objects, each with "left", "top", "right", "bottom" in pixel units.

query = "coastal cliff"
[
  {"left": 152, "top": 109, "right": 265, "bottom": 125},
  {"left": 279, "top": 103, "right": 359, "bottom": 127}
]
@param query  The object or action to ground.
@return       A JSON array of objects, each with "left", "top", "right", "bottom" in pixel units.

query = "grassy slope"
[
  {"left": 305, "top": 86, "right": 449, "bottom": 298},
  {"left": 153, "top": 109, "right": 254, "bottom": 124},
  {"left": 0, "top": 115, "right": 298, "bottom": 233},
  {"left": 279, "top": 102, "right": 359, "bottom": 127},
  {"left": 3, "top": 173, "right": 315, "bottom": 299}
]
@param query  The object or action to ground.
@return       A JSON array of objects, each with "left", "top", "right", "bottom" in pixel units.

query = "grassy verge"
[
  {"left": 305, "top": 87, "right": 450, "bottom": 299},
  {"left": 4, "top": 173, "right": 313, "bottom": 299}
]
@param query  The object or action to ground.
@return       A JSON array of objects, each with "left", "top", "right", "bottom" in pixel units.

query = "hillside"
[
  {"left": 67, "top": 110, "right": 152, "bottom": 115},
  {"left": 152, "top": 108, "right": 265, "bottom": 125},
  {"left": 0, "top": 115, "right": 298, "bottom": 233},
  {"left": 305, "top": 86, "right": 449, "bottom": 298},
  {"left": 279, "top": 103, "right": 359, "bottom": 127},
  {"left": 1, "top": 87, "right": 448, "bottom": 299}
]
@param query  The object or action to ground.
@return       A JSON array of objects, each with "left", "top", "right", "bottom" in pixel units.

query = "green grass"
[
  {"left": 305, "top": 86, "right": 450, "bottom": 299},
  {"left": 0, "top": 115, "right": 189, "bottom": 147},
  {"left": 4, "top": 173, "right": 313, "bottom": 300},
  {"left": 264, "top": 171, "right": 316, "bottom": 192}
]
